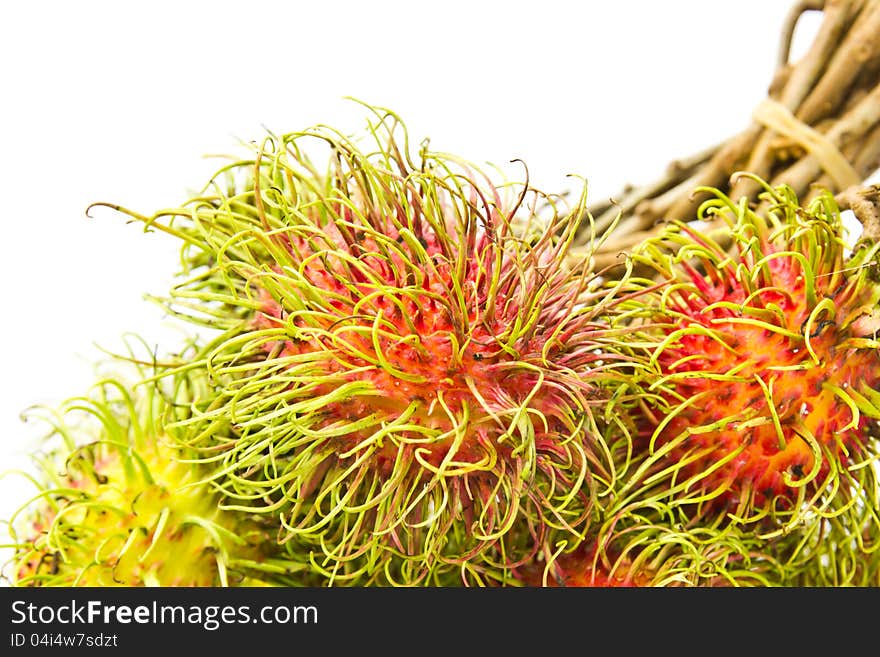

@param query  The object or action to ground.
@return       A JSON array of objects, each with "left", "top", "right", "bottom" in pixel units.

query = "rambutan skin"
[
  {"left": 629, "top": 180, "right": 880, "bottom": 525},
  {"left": 515, "top": 543, "right": 648, "bottom": 587},
  {"left": 96, "top": 106, "right": 643, "bottom": 583}
]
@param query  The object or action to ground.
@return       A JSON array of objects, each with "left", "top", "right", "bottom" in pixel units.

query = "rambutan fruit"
[
  {"left": 515, "top": 542, "right": 648, "bottom": 587},
  {"left": 93, "top": 105, "right": 643, "bottom": 583},
  {"left": 626, "top": 176, "right": 880, "bottom": 532},
  {"left": 512, "top": 511, "right": 790, "bottom": 587},
  {"left": 4, "top": 367, "right": 308, "bottom": 587}
]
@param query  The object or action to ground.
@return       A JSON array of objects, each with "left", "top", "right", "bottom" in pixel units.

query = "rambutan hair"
[
  {"left": 92, "top": 104, "right": 644, "bottom": 584},
  {"left": 4, "top": 353, "right": 306, "bottom": 587},
  {"left": 622, "top": 176, "right": 880, "bottom": 541},
  {"left": 513, "top": 520, "right": 789, "bottom": 587}
]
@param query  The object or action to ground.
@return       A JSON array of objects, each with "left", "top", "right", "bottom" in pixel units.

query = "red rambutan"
[
  {"left": 93, "top": 106, "right": 642, "bottom": 584},
  {"left": 627, "top": 177, "right": 880, "bottom": 532}
]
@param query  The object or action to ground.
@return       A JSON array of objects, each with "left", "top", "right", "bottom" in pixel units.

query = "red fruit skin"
[
  {"left": 252, "top": 206, "right": 591, "bottom": 477},
  {"left": 516, "top": 545, "right": 648, "bottom": 587},
  {"left": 644, "top": 232, "right": 880, "bottom": 510}
]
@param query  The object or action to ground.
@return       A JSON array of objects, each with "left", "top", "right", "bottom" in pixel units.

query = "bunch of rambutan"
[{"left": 3, "top": 106, "right": 879, "bottom": 587}]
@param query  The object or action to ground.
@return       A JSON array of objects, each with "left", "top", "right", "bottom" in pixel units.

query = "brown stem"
[
  {"left": 796, "top": 0, "right": 880, "bottom": 125},
  {"left": 804, "top": 121, "right": 880, "bottom": 202},
  {"left": 581, "top": 0, "right": 880, "bottom": 275},
  {"left": 663, "top": 125, "right": 761, "bottom": 222},
  {"left": 777, "top": 0, "right": 826, "bottom": 69},
  {"left": 728, "top": 0, "right": 864, "bottom": 201},
  {"left": 767, "top": 83, "right": 880, "bottom": 193},
  {"left": 836, "top": 183, "right": 880, "bottom": 244},
  {"left": 590, "top": 142, "right": 720, "bottom": 238}
]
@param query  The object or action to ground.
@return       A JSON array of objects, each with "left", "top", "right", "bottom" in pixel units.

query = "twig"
[
  {"left": 836, "top": 183, "right": 880, "bottom": 245},
  {"left": 580, "top": 0, "right": 880, "bottom": 275}
]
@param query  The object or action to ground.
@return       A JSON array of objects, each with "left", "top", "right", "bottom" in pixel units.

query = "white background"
[{"left": 1, "top": 1, "right": 873, "bottom": 574}]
